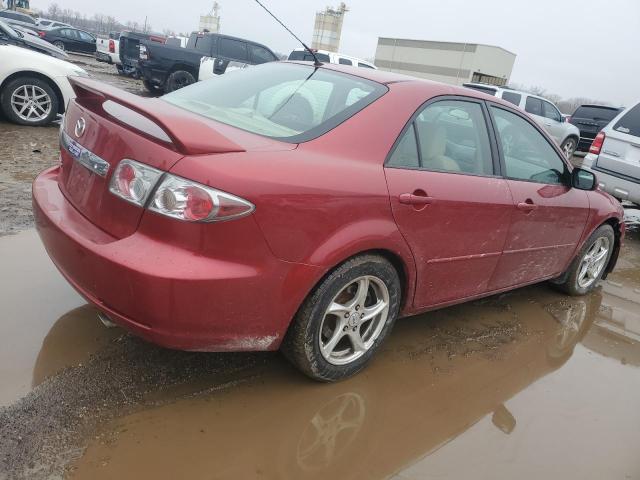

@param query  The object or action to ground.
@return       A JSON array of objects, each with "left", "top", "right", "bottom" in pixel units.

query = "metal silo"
[{"left": 312, "top": 3, "right": 348, "bottom": 53}]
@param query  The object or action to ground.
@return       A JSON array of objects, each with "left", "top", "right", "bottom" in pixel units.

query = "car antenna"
[{"left": 252, "top": 0, "right": 323, "bottom": 67}]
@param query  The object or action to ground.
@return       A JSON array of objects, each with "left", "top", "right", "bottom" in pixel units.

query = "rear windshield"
[
  {"left": 162, "top": 62, "right": 387, "bottom": 143},
  {"left": 613, "top": 103, "right": 640, "bottom": 137},
  {"left": 573, "top": 106, "right": 620, "bottom": 121},
  {"left": 288, "top": 50, "right": 330, "bottom": 63}
]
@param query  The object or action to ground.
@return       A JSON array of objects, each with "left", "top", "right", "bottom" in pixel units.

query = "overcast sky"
[{"left": 44, "top": 0, "right": 640, "bottom": 105}]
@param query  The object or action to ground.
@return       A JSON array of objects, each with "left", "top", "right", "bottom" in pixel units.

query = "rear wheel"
[
  {"left": 164, "top": 70, "right": 195, "bottom": 93},
  {"left": 552, "top": 224, "right": 614, "bottom": 296},
  {"left": 0, "top": 76, "right": 59, "bottom": 126},
  {"left": 281, "top": 255, "right": 401, "bottom": 382},
  {"left": 53, "top": 40, "right": 66, "bottom": 51},
  {"left": 561, "top": 137, "right": 577, "bottom": 160}
]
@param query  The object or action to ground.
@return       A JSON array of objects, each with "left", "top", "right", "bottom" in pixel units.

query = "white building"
[{"left": 375, "top": 38, "right": 516, "bottom": 86}]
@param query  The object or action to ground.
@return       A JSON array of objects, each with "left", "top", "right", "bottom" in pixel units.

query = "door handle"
[
  {"left": 517, "top": 200, "right": 538, "bottom": 212},
  {"left": 399, "top": 193, "right": 434, "bottom": 206}
]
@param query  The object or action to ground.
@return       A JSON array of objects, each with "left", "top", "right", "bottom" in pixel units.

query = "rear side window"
[
  {"left": 193, "top": 35, "right": 212, "bottom": 54},
  {"left": 501, "top": 91, "right": 521, "bottom": 106},
  {"left": 163, "top": 62, "right": 387, "bottom": 142},
  {"left": 525, "top": 97, "right": 543, "bottom": 116},
  {"left": 338, "top": 58, "right": 352, "bottom": 65},
  {"left": 250, "top": 45, "right": 276, "bottom": 64},
  {"left": 219, "top": 38, "right": 248, "bottom": 61},
  {"left": 358, "top": 63, "right": 375, "bottom": 69},
  {"left": 613, "top": 103, "right": 640, "bottom": 137}
]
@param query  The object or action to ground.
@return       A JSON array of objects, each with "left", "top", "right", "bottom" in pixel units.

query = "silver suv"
[
  {"left": 582, "top": 101, "right": 640, "bottom": 205},
  {"left": 464, "top": 83, "right": 580, "bottom": 159}
]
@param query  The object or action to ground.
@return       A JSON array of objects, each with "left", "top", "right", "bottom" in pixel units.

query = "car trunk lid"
[
  {"left": 595, "top": 129, "right": 640, "bottom": 181},
  {"left": 57, "top": 77, "right": 294, "bottom": 239}
]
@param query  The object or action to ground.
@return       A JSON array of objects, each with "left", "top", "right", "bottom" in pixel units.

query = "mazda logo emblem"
[{"left": 74, "top": 117, "right": 86, "bottom": 138}]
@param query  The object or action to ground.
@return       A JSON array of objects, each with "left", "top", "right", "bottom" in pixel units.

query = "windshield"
[
  {"left": 0, "top": 19, "right": 19, "bottom": 38},
  {"left": 162, "top": 62, "right": 387, "bottom": 143}
]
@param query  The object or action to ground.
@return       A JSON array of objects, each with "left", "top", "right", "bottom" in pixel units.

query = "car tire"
[
  {"left": 561, "top": 137, "right": 577, "bottom": 160},
  {"left": 0, "top": 76, "right": 59, "bottom": 126},
  {"left": 552, "top": 224, "right": 614, "bottom": 296},
  {"left": 143, "top": 79, "right": 163, "bottom": 95},
  {"left": 53, "top": 40, "right": 65, "bottom": 51},
  {"left": 164, "top": 70, "right": 196, "bottom": 93},
  {"left": 281, "top": 254, "right": 401, "bottom": 382}
]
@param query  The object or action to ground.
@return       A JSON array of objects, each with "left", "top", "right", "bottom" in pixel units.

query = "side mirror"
[{"left": 572, "top": 168, "right": 597, "bottom": 191}]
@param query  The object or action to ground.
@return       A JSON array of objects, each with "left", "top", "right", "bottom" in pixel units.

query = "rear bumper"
[
  {"left": 583, "top": 155, "right": 640, "bottom": 204},
  {"left": 33, "top": 166, "right": 322, "bottom": 352},
  {"left": 95, "top": 51, "right": 112, "bottom": 63},
  {"left": 139, "top": 61, "right": 167, "bottom": 87}
]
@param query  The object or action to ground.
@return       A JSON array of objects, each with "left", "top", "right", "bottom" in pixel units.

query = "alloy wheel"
[
  {"left": 577, "top": 237, "right": 610, "bottom": 288},
  {"left": 563, "top": 139, "right": 576, "bottom": 159},
  {"left": 319, "top": 275, "right": 390, "bottom": 366},
  {"left": 10, "top": 85, "right": 52, "bottom": 123}
]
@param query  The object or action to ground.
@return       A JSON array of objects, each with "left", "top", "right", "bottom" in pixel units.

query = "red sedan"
[{"left": 33, "top": 62, "right": 624, "bottom": 381}]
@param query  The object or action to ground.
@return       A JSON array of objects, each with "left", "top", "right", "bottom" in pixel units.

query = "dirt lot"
[{"left": 1, "top": 55, "right": 640, "bottom": 480}]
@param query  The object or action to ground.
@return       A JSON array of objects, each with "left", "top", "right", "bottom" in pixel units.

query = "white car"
[
  {"left": 464, "top": 83, "right": 580, "bottom": 159},
  {"left": 288, "top": 48, "right": 377, "bottom": 69},
  {"left": 35, "top": 18, "right": 72, "bottom": 30},
  {"left": 582, "top": 101, "right": 640, "bottom": 205},
  {"left": 95, "top": 32, "right": 121, "bottom": 67},
  {"left": 0, "top": 44, "right": 87, "bottom": 125}
]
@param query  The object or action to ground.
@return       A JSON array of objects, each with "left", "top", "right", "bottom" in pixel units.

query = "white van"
[{"left": 287, "top": 48, "right": 376, "bottom": 69}]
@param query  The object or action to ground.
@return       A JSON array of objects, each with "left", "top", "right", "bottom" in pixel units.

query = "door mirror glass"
[{"left": 572, "top": 168, "right": 597, "bottom": 190}]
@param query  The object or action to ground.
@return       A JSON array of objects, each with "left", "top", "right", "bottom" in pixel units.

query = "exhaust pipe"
[{"left": 97, "top": 311, "right": 117, "bottom": 328}]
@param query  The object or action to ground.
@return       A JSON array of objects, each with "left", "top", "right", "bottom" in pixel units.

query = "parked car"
[
  {"left": 95, "top": 31, "right": 120, "bottom": 66},
  {"left": 35, "top": 18, "right": 71, "bottom": 30},
  {"left": 569, "top": 104, "right": 624, "bottom": 153},
  {"left": 463, "top": 83, "right": 580, "bottom": 159},
  {"left": 582, "top": 101, "right": 640, "bottom": 205},
  {"left": 41, "top": 26, "right": 96, "bottom": 54},
  {"left": 138, "top": 32, "right": 278, "bottom": 93},
  {"left": 0, "top": 43, "right": 87, "bottom": 125},
  {"left": 33, "top": 62, "right": 624, "bottom": 382},
  {"left": 0, "top": 8, "right": 37, "bottom": 30},
  {"left": 288, "top": 48, "right": 376, "bottom": 69},
  {"left": 0, "top": 19, "right": 67, "bottom": 59},
  {"left": 117, "top": 30, "right": 165, "bottom": 77}
]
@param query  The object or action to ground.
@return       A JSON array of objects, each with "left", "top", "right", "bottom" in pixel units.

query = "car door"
[
  {"left": 384, "top": 97, "right": 514, "bottom": 308},
  {"left": 487, "top": 104, "right": 590, "bottom": 289},
  {"left": 541, "top": 100, "right": 564, "bottom": 143},
  {"left": 77, "top": 30, "right": 96, "bottom": 53}
]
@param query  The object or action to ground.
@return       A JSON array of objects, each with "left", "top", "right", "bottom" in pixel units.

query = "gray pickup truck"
[{"left": 138, "top": 32, "right": 278, "bottom": 94}]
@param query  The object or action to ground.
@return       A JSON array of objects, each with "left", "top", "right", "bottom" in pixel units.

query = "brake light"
[
  {"left": 149, "top": 176, "right": 254, "bottom": 222},
  {"left": 109, "top": 159, "right": 163, "bottom": 206},
  {"left": 108, "top": 39, "right": 115, "bottom": 53},
  {"left": 139, "top": 44, "right": 148, "bottom": 60},
  {"left": 38, "top": 31, "right": 45, "bottom": 38},
  {"left": 590, "top": 132, "right": 606, "bottom": 155}
]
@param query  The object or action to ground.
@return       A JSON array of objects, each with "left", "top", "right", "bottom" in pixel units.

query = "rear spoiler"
[{"left": 68, "top": 76, "right": 245, "bottom": 156}]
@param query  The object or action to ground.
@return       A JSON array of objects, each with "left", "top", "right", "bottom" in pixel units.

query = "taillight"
[
  {"left": 108, "top": 39, "right": 115, "bottom": 53},
  {"left": 590, "top": 132, "right": 606, "bottom": 155},
  {"left": 149, "top": 176, "right": 254, "bottom": 222},
  {"left": 109, "top": 159, "right": 163, "bottom": 206},
  {"left": 139, "top": 44, "right": 148, "bottom": 60},
  {"left": 38, "top": 31, "right": 45, "bottom": 38}
]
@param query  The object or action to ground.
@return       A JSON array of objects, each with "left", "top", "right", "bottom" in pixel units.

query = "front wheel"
[
  {"left": 561, "top": 137, "right": 577, "bottom": 160},
  {"left": 281, "top": 255, "right": 401, "bottom": 382},
  {"left": 552, "top": 224, "right": 614, "bottom": 296},
  {"left": 0, "top": 76, "right": 59, "bottom": 126}
]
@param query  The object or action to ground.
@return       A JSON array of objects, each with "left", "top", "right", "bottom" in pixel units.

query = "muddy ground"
[{"left": 1, "top": 55, "right": 640, "bottom": 480}]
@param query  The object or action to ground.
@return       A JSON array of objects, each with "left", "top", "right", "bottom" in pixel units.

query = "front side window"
[
  {"left": 491, "top": 106, "right": 568, "bottom": 185},
  {"left": 501, "top": 91, "right": 521, "bottom": 106},
  {"left": 193, "top": 35, "right": 211, "bottom": 54},
  {"left": 163, "top": 63, "right": 387, "bottom": 142},
  {"left": 413, "top": 100, "right": 493, "bottom": 175},
  {"left": 525, "top": 97, "right": 543, "bottom": 116},
  {"left": 542, "top": 101, "right": 561, "bottom": 122},
  {"left": 78, "top": 31, "right": 94, "bottom": 42},
  {"left": 219, "top": 38, "right": 248, "bottom": 61},
  {"left": 613, "top": 103, "right": 640, "bottom": 137},
  {"left": 250, "top": 45, "right": 276, "bottom": 64}
]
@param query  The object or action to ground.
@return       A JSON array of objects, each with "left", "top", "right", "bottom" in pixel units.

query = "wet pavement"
[{"left": 0, "top": 226, "right": 639, "bottom": 480}]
